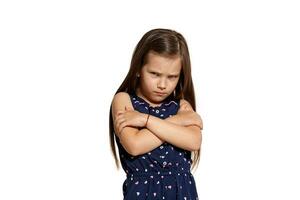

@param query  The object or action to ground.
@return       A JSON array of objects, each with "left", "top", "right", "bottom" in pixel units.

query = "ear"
[{"left": 136, "top": 69, "right": 141, "bottom": 77}]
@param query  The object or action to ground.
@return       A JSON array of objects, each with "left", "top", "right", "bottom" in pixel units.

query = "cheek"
[
  {"left": 171, "top": 79, "right": 180, "bottom": 89},
  {"left": 145, "top": 76, "right": 155, "bottom": 83},
  {"left": 142, "top": 77, "right": 155, "bottom": 88}
]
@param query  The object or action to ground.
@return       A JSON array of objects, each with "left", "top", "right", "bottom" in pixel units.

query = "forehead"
[{"left": 143, "top": 51, "right": 181, "bottom": 74}]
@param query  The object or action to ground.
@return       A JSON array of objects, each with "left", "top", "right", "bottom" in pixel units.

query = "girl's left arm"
[{"left": 146, "top": 99, "right": 202, "bottom": 151}]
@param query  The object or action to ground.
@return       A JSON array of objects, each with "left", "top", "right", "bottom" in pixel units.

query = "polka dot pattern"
[{"left": 116, "top": 92, "right": 199, "bottom": 199}]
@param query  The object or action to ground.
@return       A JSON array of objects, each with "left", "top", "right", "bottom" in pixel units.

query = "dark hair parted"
[{"left": 109, "top": 28, "right": 201, "bottom": 171}]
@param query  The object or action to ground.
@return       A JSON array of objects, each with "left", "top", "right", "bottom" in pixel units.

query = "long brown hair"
[{"left": 109, "top": 28, "right": 201, "bottom": 171}]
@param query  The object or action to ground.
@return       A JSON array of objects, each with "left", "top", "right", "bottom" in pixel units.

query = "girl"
[{"left": 109, "top": 28, "right": 203, "bottom": 200}]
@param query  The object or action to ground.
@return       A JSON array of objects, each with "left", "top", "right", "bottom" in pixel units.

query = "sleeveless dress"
[{"left": 115, "top": 92, "right": 199, "bottom": 200}]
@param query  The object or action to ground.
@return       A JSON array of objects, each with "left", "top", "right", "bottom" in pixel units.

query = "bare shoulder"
[
  {"left": 179, "top": 99, "right": 190, "bottom": 105},
  {"left": 179, "top": 99, "right": 194, "bottom": 111},
  {"left": 113, "top": 91, "right": 130, "bottom": 102},
  {"left": 179, "top": 99, "right": 203, "bottom": 129},
  {"left": 112, "top": 92, "right": 134, "bottom": 115},
  {"left": 111, "top": 92, "right": 143, "bottom": 155}
]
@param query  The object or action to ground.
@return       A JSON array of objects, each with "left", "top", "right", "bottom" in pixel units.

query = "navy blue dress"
[{"left": 115, "top": 92, "right": 199, "bottom": 200}]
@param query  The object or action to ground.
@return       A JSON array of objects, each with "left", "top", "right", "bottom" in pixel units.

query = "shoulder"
[
  {"left": 111, "top": 92, "right": 136, "bottom": 136},
  {"left": 179, "top": 99, "right": 189, "bottom": 105},
  {"left": 112, "top": 92, "right": 134, "bottom": 111},
  {"left": 113, "top": 91, "right": 130, "bottom": 100},
  {"left": 178, "top": 99, "right": 194, "bottom": 112},
  {"left": 179, "top": 99, "right": 193, "bottom": 108}
]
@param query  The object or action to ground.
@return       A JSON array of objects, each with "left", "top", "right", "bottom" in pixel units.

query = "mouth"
[{"left": 154, "top": 92, "right": 166, "bottom": 96}]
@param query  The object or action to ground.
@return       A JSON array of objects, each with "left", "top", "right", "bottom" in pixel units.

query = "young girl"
[{"left": 109, "top": 28, "right": 203, "bottom": 200}]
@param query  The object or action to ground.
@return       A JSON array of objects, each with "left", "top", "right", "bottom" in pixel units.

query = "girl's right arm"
[{"left": 112, "top": 92, "right": 165, "bottom": 156}]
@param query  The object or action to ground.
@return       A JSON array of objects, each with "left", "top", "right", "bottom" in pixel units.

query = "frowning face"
[{"left": 136, "top": 51, "right": 182, "bottom": 107}]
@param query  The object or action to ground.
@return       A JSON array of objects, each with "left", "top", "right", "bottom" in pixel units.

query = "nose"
[{"left": 157, "top": 78, "right": 167, "bottom": 90}]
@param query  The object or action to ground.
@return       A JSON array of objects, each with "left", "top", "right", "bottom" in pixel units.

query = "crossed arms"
[{"left": 111, "top": 92, "right": 203, "bottom": 156}]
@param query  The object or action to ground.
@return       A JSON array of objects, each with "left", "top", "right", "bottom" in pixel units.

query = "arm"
[
  {"left": 112, "top": 92, "right": 166, "bottom": 156},
  {"left": 139, "top": 99, "right": 202, "bottom": 152},
  {"left": 112, "top": 93, "right": 202, "bottom": 155},
  {"left": 112, "top": 93, "right": 194, "bottom": 155},
  {"left": 146, "top": 114, "right": 202, "bottom": 152},
  {"left": 127, "top": 112, "right": 198, "bottom": 155}
]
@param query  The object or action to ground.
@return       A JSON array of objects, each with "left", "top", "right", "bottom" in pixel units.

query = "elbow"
[
  {"left": 130, "top": 151, "right": 140, "bottom": 157},
  {"left": 128, "top": 148, "right": 140, "bottom": 157},
  {"left": 189, "top": 141, "right": 201, "bottom": 151},
  {"left": 185, "top": 126, "right": 202, "bottom": 151},
  {"left": 124, "top": 141, "right": 141, "bottom": 156},
  {"left": 131, "top": 141, "right": 145, "bottom": 156},
  {"left": 190, "top": 133, "right": 202, "bottom": 151},
  {"left": 119, "top": 129, "right": 141, "bottom": 156}
]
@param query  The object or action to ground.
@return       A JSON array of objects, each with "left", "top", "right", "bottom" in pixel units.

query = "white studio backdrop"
[{"left": 0, "top": 0, "right": 299, "bottom": 199}]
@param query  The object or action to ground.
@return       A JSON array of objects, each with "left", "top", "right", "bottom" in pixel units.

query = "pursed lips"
[{"left": 155, "top": 92, "right": 166, "bottom": 95}]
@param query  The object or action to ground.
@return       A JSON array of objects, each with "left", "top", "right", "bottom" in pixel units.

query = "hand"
[
  {"left": 177, "top": 100, "right": 203, "bottom": 129},
  {"left": 176, "top": 111, "right": 203, "bottom": 129},
  {"left": 114, "top": 106, "right": 148, "bottom": 134},
  {"left": 178, "top": 100, "right": 194, "bottom": 112}
]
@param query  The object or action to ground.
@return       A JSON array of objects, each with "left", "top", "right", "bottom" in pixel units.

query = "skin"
[
  {"left": 136, "top": 51, "right": 182, "bottom": 107},
  {"left": 112, "top": 51, "right": 203, "bottom": 156}
]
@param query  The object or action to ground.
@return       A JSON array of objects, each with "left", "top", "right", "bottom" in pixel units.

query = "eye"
[
  {"left": 168, "top": 75, "right": 178, "bottom": 79},
  {"left": 151, "top": 72, "right": 159, "bottom": 76}
]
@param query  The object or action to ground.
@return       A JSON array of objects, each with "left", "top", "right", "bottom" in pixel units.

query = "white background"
[{"left": 1, "top": 0, "right": 299, "bottom": 199}]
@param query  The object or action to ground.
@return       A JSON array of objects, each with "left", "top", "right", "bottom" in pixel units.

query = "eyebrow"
[{"left": 148, "top": 69, "right": 180, "bottom": 76}]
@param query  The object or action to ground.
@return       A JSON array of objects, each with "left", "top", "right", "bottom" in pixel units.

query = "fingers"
[
  {"left": 114, "top": 108, "right": 131, "bottom": 134},
  {"left": 196, "top": 114, "right": 203, "bottom": 130},
  {"left": 200, "top": 117, "right": 203, "bottom": 130},
  {"left": 114, "top": 113, "right": 124, "bottom": 130},
  {"left": 179, "top": 102, "right": 193, "bottom": 112},
  {"left": 184, "top": 112, "right": 203, "bottom": 129},
  {"left": 115, "top": 117, "right": 126, "bottom": 134},
  {"left": 118, "top": 120, "right": 128, "bottom": 134},
  {"left": 178, "top": 105, "right": 187, "bottom": 112},
  {"left": 184, "top": 103, "right": 193, "bottom": 111},
  {"left": 117, "top": 110, "right": 125, "bottom": 116},
  {"left": 125, "top": 106, "right": 134, "bottom": 111}
]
